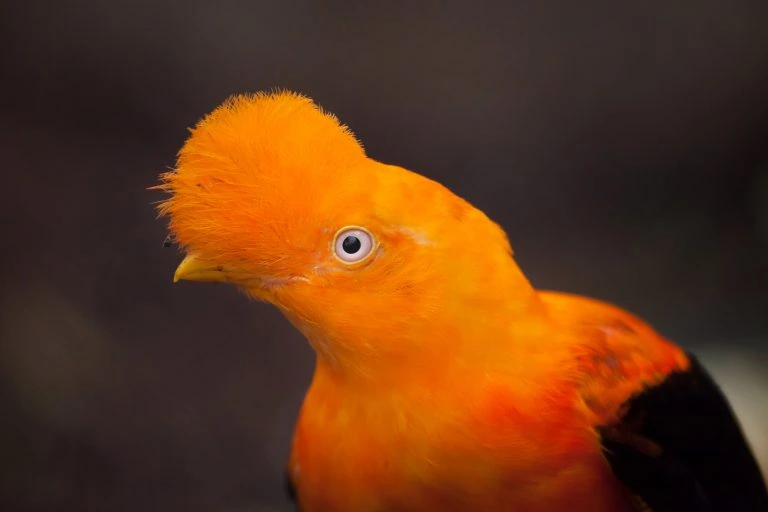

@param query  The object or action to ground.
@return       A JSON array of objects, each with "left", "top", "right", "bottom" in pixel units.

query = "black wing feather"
[{"left": 600, "top": 354, "right": 768, "bottom": 511}]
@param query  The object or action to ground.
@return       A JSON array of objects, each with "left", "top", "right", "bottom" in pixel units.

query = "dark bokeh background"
[{"left": 2, "top": 1, "right": 767, "bottom": 510}]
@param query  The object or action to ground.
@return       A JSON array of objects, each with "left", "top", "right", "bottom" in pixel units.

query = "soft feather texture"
[{"left": 158, "top": 91, "right": 704, "bottom": 511}]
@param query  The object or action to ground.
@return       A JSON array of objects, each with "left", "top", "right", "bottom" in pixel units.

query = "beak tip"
[{"left": 173, "top": 254, "right": 196, "bottom": 283}]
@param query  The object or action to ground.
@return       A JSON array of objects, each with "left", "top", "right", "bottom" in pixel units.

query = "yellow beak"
[{"left": 173, "top": 254, "right": 230, "bottom": 283}]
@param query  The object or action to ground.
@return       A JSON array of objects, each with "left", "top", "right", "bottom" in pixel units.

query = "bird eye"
[{"left": 333, "top": 227, "right": 375, "bottom": 264}]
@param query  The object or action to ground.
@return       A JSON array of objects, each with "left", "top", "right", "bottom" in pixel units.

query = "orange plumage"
[{"left": 157, "top": 91, "right": 765, "bottom": 511}]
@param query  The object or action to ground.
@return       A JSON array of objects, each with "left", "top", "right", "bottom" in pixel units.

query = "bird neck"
[{"left": 292, "top": 262, "right": 550, "bottom": 390}]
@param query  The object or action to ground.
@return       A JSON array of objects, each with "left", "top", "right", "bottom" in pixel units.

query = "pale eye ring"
[{"left": 333, "top": 227, "right": 375, "bottom": 264}]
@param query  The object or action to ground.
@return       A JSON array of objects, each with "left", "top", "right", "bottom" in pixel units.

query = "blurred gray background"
[{"left": 1, "top": 1, "right": 767, "bottom": 511}]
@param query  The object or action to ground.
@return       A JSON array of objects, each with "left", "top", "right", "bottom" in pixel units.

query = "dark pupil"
[{"left": 342, "top": 235, "right": 361, "bottom": 254}]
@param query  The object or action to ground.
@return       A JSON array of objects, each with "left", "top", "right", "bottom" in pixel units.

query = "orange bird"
[{"left": 157, "top": 91, "right": 767, "bottom": 511}]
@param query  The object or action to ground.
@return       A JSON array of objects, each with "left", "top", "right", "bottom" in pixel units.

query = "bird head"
[{"left": 158, "top": 91, "right": 538, "bottom": 376}]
